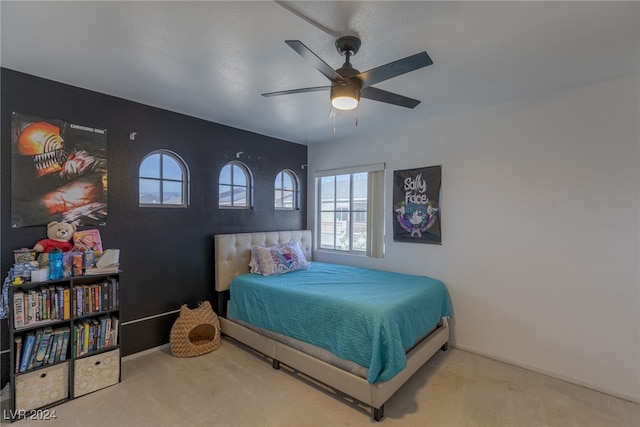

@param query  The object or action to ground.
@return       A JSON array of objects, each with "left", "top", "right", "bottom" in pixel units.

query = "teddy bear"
[{"left": 33, "top": 221, "right": 76, "bottom": 266}]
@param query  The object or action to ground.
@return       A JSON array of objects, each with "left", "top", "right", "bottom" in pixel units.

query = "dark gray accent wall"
[{"left": 0, "top": 68, "right": 307, "bottom": 387}]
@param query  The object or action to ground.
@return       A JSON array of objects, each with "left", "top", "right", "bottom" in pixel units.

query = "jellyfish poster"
[
  {"left": 11, "top": 112, "right": 108, "bottom": 228},
  {"left": 393, "top": 165, "right": 441, "bottom": 244}
]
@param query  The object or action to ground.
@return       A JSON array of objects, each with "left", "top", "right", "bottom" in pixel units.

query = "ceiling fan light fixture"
[{"left": 331, "top": 84, "right": 360, "bottom": 110}]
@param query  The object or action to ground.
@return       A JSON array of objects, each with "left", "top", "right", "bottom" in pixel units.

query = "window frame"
[
  {"left": 315, "top": 163, "right": 385, "bottom": 258},
  {"left": 274, "top": 169, "right": 299, "bottom": 210},
  {"left": 138, "top": 149, "right": 190, "bottom": 208},
  {"left": 218, "top": 160, "right": 254, "bottom": 209}
]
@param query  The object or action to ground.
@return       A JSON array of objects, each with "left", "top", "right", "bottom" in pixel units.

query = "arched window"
[
  {"left": 219, "top": 161, "right": 253, "bottom": 208},
  {"left": 274, "top": 169, "right": 299, "bottom": 210},
  {"left": 139, "top": 150, "right": 189, "bottom": 207}
]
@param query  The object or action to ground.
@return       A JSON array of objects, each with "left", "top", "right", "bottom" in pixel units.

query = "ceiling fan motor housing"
[
  {"left": 335, "top": 36, "right": 362, "bottom": 57},
  {"left": 332, "top": 37, "right": 362, "bottom": 110}
]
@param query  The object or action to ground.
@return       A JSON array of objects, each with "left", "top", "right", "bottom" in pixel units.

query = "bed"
[{"left": 214, "top": 230, "right": 452, "bottom": 421}]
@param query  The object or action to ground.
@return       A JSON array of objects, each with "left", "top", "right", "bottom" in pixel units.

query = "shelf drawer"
[
  {"left": 73, "top": 349, "right": 120, "bottom": 398},
  {"left": 15, "top": 362, "right": 69, "bottom": 412}
]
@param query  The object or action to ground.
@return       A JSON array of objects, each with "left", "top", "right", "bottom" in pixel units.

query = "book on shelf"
[
  {"left": 83, "top": 265, "right": 119, "bottom": 275},
  {"left": 103, "top": 316, "right": 113, "bottom": 348},
  {"left": 111, "top": 278, "right": 119, "bottom": 309},
  {"left": 48, "top": 287, "right": 54, "bottom": 320},
  {"left": 71, "top": 324, "right": 78, "bottom": 357},
  {"left": 43, "top": 332, "right": 54, "bottom": 365},
  {"left": 83, "top": 285, "right": 90, "bottom": 314},
  {"left": 19, "top": 333, "right": 35, "bottom": 373},
  {"left": 55, "top": 286, "right": 64, "bottom": 319},
  {"left": 88, "top": 319, "right": 98, "bottom": 352},
  {"left": 101, "top": 281, "right": 110, "bottom": 311},
  {"left": 63, "top": 287, "right": 70, "bottom": 319},
  {"left": 45, "top": 329, "right": 60, "bottom": 365},
  {"left": 85, "top": 285, "right": 92, "bottom": 313},
  {"left": 27, "top": 290, "right": 35, "bottom": 324},
  {"left": 35, "top": 291, "right": 41, "bottom": 322},
  {"left": 52, "top": 328, "right": 64, "bottom": 363},
  {"left": 14, "top": 337, "right": 22, "bottom": 374},
  {"left": 59, "top": 327, "right": 70, "bottom": 362},
  {"left": 83, "top": 321, "right": 90, "bottom": 355},
  {"left": 38, "top": 289, "right": 45, "bottom": 321},
  {"left": 74, "top": 286, "right": 83, "bottom": 317},
  {"left": 27, "top": 329, "right": 43, "bottom": 370},
  {"left": 111, "top": 316, "right": 119, "bottom": 346},
  {"left": 42, "top": 288, "right": 49, "bottom": 320},
  {"left": 48, "top": 286, "right": 57, "bottom": 320},
  {"left": 34, "top": 327, "right": 53, "bottom": 367},
  {"left": 13, "top": 290, "right": 24, "bottom": 328},
  {"left": 99, "top": 316, "right": 110, "bottom": 349},
  {"left": 92, "top": 285, "right": 100, "bottom": 312}
]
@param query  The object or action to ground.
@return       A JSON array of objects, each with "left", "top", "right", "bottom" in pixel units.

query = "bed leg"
[
  {"left": 441, "top": 342, "right": 449, "bottom": 351},
  {"left": 272, "top": 359, "right": 280, "bottom": 370},
  {"left": 373, "top": 405, "right": 384, "bottom": 421}
]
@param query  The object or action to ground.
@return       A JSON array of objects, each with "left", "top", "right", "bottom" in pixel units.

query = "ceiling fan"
[{"left": 262, "top": 36, "right": 433, "bottom": 111}]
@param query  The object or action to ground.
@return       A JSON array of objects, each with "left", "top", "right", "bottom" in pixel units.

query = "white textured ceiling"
[{"left": 1, "top": 1, "right": 638, "bottom": 145}]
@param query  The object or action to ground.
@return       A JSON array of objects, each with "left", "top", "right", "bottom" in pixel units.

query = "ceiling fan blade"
[
  {"left": 361, "top": 86, "right": 421, "bottom": 109},
  {"left": 356, "top": 51, "right": 433, "bottom": 89},
  {"left": 262, "top": 86, "right": 331, "bottom": 97},
  {"left": 285, "top": 40, "right": 345, "bottom": 83}
]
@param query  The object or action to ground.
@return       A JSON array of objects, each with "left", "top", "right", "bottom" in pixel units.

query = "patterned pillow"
[
  {"left": 249, "top": 245, "right": 273, "bottom": 274},
  {"left": 255, "top": 241, "right": 310, "bottom": 276},
  {"left": 284, "top": 241, "right": 310, "bottom": 269}
]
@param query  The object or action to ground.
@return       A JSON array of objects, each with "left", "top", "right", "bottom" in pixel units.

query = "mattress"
[{"left": 228, "top": 262, "right": 452, "bottom": 383}]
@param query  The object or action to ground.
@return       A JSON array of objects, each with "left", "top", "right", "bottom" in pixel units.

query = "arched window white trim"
[
  {"left": 219, "top": 161, "right": 253, "bottom": 208},
  {"left": 274, "top": 169, "right": 299, "bottom": 210},
  {"left": 139, "top": 150, "right": 190, "bottom": 207}
]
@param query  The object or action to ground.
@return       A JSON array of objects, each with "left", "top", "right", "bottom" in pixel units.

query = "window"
[
  {"left": 219, "top": 161, "right": 252, "bottom": 208},
  {"left": 139, "top": 150, "right": 189, "bottom": 207},
  {"left": 316, "top": 164, "right": 385, "bottom": 257},
  {"left": 274, "top": 169, "right": 299, "bottom": 210}
]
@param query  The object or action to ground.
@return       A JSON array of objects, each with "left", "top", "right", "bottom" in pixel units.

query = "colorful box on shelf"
[{"left": 13, "top": 249, "right": 36, "bottom": 263}]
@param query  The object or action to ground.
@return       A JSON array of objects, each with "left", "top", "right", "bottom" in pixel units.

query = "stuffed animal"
[{"left": 33, "top": 221, "right": 76, "bottom": 266}]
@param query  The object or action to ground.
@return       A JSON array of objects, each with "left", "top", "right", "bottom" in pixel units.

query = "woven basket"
[{"left": 170, "top": 301, "right": 221, "bottom": 358}]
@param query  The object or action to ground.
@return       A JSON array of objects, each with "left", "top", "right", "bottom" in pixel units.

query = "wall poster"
[
  {"left": 11, "top": 112, "right": 108, "bottom": 228},
  {"left": 393, "top": 165, "right": 441, "bottom": 244}
]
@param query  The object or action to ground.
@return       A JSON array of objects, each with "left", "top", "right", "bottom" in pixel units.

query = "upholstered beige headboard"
[{"left": 214, "top": 230, "right": 313, "bottom": 291}]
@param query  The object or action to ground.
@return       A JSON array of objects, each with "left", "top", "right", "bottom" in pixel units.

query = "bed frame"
[{"left": 214, "top": 230, "right": 449, "bottom": 421}]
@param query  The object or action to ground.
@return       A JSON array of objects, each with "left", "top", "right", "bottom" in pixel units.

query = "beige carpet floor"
[{"left": 3, "top": 338, "right": 638, "bottom": 426}]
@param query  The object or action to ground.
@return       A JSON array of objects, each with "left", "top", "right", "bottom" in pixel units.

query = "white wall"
[{"left": 307, "top": 74, "right": 640, "bottom": 402}]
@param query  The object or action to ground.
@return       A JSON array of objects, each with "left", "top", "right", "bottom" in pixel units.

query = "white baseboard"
[
  {"left": 452, "top": 343, "right": 639, "bottom": 404},
  {"left": 122, "top": 343, "right": 170, "bottom": 362}
]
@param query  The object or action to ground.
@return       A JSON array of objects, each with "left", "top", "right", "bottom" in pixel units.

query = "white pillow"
[{"left": 284, "top": 241, "right": 310, "bottom": 269}]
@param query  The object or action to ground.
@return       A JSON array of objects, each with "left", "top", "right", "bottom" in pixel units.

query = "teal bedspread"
[{"left": 228, "top": 262, "right": 452, "bottom": 384}]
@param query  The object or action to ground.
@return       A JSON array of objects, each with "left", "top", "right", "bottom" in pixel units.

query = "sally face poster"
[
  {"left": 11, "top": 112, "right": 108, "bottom": 228},
  {"left": 393, "top": 165, "right": 441, "bottom": 244}
]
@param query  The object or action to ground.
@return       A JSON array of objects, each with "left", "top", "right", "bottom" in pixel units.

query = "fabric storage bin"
[
  {"left": 73, "top": 349, "right": 120, "bottom": 398},
  {"left": 15, "top": 362, "right": 69, "bottom": 412}
]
